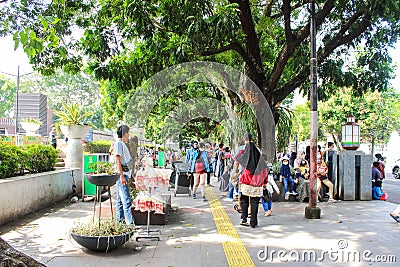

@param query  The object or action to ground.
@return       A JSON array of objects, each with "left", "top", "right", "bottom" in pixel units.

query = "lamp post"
[
  {"left": 305, "top": 0, "right": 321, "bottom": 219},
  {"left": 0, "top": 66, "right": 33, "bottom": 135},
  {"left": 341, "top": 115, "right": 360, "bottom": 150}
]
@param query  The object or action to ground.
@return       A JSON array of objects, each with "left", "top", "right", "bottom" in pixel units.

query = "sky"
[{"left": 0, "top": 35, "right": 399, "bottom": 94}]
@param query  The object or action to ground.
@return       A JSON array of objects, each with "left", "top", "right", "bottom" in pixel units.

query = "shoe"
[
  {"left": 207, "top": 184, "right": 214, "bottom": 187},
  {"left": 192, "top": 194, "right": 196, "bottom": 199},
  {"left": 285, "top": 192, "right": 290, "bottom": 200},
  {"left": 240, "top": 222, "right": 250, "bottom": 227},
  {"left": 223, "top": 198, "right": 234, "bottom": 202},
  {"left": 328, "top": 198, "right": 337, "bottom": 203},
  {"left": 250, "top": 224, "right": 257, "bottom": 228},
  {"left": 264, "top": 212, "right": 269, "bottom": 217},
  {"left": 390, "top": 213, "right": 400, "bottom": 223},
  {"left": 291, "top": 192, "right": 298, "bottom": 195},
  {"left": 202, "top": 196, "right": 207, "bottom": 201}
]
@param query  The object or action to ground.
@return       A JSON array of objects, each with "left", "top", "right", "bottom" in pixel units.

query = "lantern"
[{"left": 341, "top": 115, "right": 360, "bottom": 150}]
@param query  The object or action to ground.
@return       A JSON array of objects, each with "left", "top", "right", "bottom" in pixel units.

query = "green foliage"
[
  {"left": 71, "top": 219, "right": 135, "bottom": 236},
  {"left": 25, "top": 145, "right": 59, "bottom": 174},
  {"left": 275, "top": 106, "right": 294, "bottom": 153},
  {"left": 292, "top": 102, "right": 311, "bottom": 142},
  {"left": 0, "top": 144, "right": 58, "bottom": 178},
  {"left": 88, "top": 161, "right": 115, "bottom": 175},
  {"left": 0, "top": 76, "right": 15, "bottom": 118},
  {"left": 3, "top": 0, "right": 400, "bottom": 158},
  {"left": 318, "top": 87, "right": 400, "bottom": 147},
  {"left": 53, "top": 102, "right": 93, "bottom": 126},
  {"left": 84, "top": 140, "right": 113, "bottom": 154}
]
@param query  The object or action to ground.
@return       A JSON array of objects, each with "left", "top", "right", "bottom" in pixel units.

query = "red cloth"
[{"left": 235, "top": 148, "right": 268, "bottom": 187}]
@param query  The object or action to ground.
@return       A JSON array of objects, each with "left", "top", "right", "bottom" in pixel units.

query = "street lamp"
[
  {"left": 0, "top": 66, "right": 33, "bottom": 134},
  {"left": 341, "top": 115, "right": 360, "bottom": 150}
]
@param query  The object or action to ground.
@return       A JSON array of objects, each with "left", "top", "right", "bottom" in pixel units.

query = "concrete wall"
[{"left": 0, "top": 168, "right": 82, "bottom": 225}]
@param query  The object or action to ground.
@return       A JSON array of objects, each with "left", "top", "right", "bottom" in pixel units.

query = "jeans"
[
  {"left": 228, "top": 182, "right": 238, "bottom": 199},
  {"left": 261, "top": 197, "right": 272, "bottom": 211},
  {"left": 282, "top": 177, "right": 295, "bottom": 194},
  {"left": 240, "top": 195, "right": 260, "bottom": 227},
  {"left": 116, "top": 175, "right": 134, "bottom": 224},
  {"left": 206, "top": 172, "right": 211, "bottom": 184},
  {"left": 217, "top": 163, "right": 224, "bottom": 180}
]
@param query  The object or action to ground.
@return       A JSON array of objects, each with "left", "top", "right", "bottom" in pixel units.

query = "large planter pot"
[
  {"left": 85, "top": 173, "right": 119, "bottom": 186},
  {"left": 60, "top": 124, "right": 91, "bottom": 139},
  {"left": 60, "top": 124, "right": 91, "bottom": 169},
  {"left": 20, "top": 122, "right": 41, "bottom": 136},
  {"left": 70, "top": 231, "right": 134, "bottom": 252}
]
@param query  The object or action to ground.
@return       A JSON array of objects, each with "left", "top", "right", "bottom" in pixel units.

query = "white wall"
[{"left": 0, "top": 168, "right": 82, "bottom": 225}]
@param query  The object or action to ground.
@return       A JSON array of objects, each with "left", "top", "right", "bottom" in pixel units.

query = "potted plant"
[
  {"left": 20, "top": 117, "right": 42, "bottom": 136},
  {"left": 53, "top": 103, "right": 92, "bottom": 168},
  {"left": 85, "top": 161, "right": 119, "bottom": 186},
  {"left": 71, "top": 161, "right": 135, "bottom": 252},
  {"left": 70, "top": 219, "right": 135, "bottom": 252},
  {"left": 53, "top": 102, "right": 93, "bottom": 139}
]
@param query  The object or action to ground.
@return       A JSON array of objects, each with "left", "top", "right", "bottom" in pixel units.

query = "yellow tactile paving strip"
[{"left": 206, "top": 187, "right": 255, "bottom": 267}]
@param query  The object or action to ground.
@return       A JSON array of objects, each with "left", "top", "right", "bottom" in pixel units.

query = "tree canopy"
[{"left": 2, "top": 0, "right": 400, "bottom": 158}]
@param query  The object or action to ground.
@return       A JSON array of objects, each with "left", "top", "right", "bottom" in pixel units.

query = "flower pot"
[
  {"left": 20, "top": 122, "right": 41, "bottom": 136},
  {"left": 85, "top": 173, "right": 119, "bottom": 186},
  {"left": 70, "top": 231, "right": 134, "bottom": 252},
  {"left": 60, "top": 124, "right": 91, "bottom": 139}
]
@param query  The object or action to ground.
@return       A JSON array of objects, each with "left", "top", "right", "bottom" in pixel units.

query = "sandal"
[
  {"left": 240, "top": 222, "right": 250, "bottom": 227},
  {"left": 390, "top": 213, "right": 400, "bottom": 223},
  {"left": 234, "top": 204, "right": 242, "bottom": 213}
]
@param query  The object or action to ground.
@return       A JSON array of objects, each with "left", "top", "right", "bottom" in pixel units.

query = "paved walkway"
[{"left": 1, "top": 179, "right": 400, "bottom": 267}]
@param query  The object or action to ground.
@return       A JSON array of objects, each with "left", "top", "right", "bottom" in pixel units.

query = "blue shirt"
[{"left": 372, "top": 186, "right": 384, "bottom": 200}]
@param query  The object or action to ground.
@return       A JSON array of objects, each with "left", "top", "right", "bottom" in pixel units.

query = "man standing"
[
  {"left": 49, "top": 127, "right": 57, "bottom": 149},
  {"left": 114, "top": 125, "right": 134, "bottom": 225},
  {"left": 323, "top": 142, "right": 336, "bottom": 182},
  {"left": 234, "top": 133, "right": 268, "bottom": 228}
]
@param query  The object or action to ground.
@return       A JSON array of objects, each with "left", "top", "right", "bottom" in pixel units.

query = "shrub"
[
  {"left": 84, "top": 140, "right": 113, "bottom": 154},
  {"left": 25, "top": 145, "right": 59, "bottom": 174},
  {"left": 0, "top": 144, "right": 58, "bottom": 178}
]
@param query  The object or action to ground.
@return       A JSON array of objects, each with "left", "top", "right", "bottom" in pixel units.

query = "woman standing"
[
  {"left": 234, "top": 133, "right": 268, "bottom": 228},
  {"left": 189, "top": 142, "right": 211, "bottom": 201}
]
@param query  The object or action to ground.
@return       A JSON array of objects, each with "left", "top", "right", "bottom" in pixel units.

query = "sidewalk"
[{"left": 1, "top": 182, "right": 400, "bottom": 267}]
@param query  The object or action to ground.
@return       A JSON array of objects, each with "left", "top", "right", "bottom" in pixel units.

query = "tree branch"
[
  {"left": 262, "top": 0, "right": 276, "bottom": 17},
  {"left": 282, "top": 0, "right": 294, "bottom": 42},
  {"left": 268, "top": 0, "right": 335, "bottom": 92},
  {"left": 270, "top": 0, "right": 308, "bottom": 19}
]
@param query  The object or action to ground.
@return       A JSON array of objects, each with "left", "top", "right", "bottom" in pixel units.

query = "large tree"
[{"left": 1, "top": 0, "right": 399, "bottom": 159}]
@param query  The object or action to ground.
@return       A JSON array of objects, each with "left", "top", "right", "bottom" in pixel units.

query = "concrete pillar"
[
  {"left": 66, "top": 138, "right": 83, "bottom": 169},
  {"left": 360, "top": 154, "right": 372, "bottom": 200},
  {"left": 337, "top": 150, "right": 371, "bottom": 201},
  {"left": 342, "top": 153, "right": 356, "bottom": 200}
]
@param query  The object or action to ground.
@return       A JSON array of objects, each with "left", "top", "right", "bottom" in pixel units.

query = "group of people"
[{"left": 372, "top": 153, "right": 387, "bottom": 201}]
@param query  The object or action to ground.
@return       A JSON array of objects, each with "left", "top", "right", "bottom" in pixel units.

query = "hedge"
[
  {"left": 83, "top": 140, "right": 113, "bottom": 154},
  {"left": 0, "top": 144, "right": 59, "bottom": 179}
]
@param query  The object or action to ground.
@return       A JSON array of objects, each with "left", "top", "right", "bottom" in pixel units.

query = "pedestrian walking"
[{"left": 234, "top": 133, "right": 268, "bottom": 228}]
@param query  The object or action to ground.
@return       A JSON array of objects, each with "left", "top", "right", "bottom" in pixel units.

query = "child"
[
  {"left": 262, "top": 168, "right": 280, "bottom": 216},
  {"left": 372, "top": 180, "right": 388, "bottom": 201},
  {"left": 280, "top": 156, "right": 296, "bottom": 200}
]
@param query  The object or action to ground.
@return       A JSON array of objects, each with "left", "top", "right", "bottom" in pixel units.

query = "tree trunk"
[{"left": 0, "top": 237, "right": 45, "bottom": 266}]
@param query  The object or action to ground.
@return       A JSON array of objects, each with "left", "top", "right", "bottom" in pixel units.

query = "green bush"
[
  {"left": 25, "top": 145, "right": 59, "bottom": 174},
  {"left": 84, "top": 140, "right": 113, "bottom": 154},
  {"left": 0, "top": 144, "right": 58, "bottom": 178}
]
